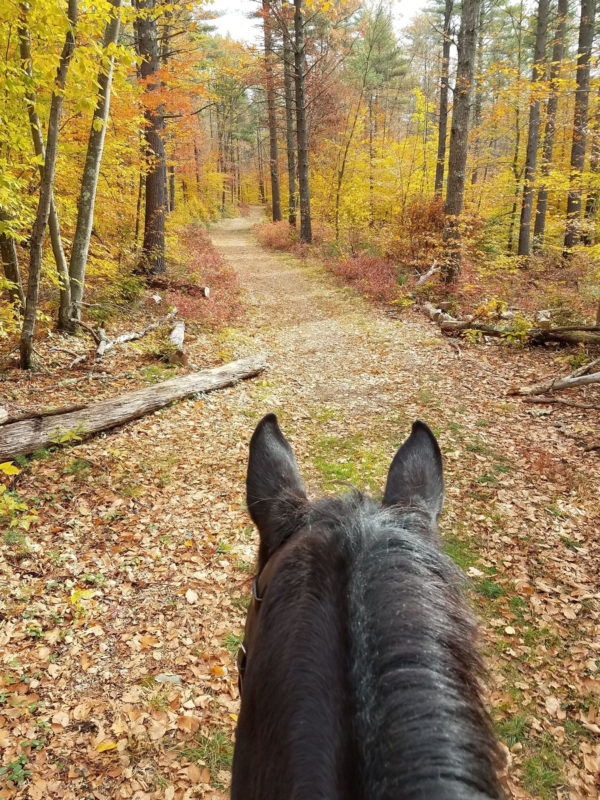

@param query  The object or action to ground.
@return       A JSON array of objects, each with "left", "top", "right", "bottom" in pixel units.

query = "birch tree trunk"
[
  {"left": 18, "top": 8, "right": 70, "bottom": 320},
  {"left": 263, "top": 0, "right": 282, "bottom": 222},
  {"left": 294, "top": 0, "right": 312, "bottom": 243},
  {"left": 135, "top": 0, "right": 167, "bottom": 274},
  {"left": 65, "top": 0, "right": 122, "bottom": 331},
  {"left": 533, "top": 0, "right": 567, "bottom": 250},
  {"left": 434, "top": 0, "right": 453, "bottom": 197},
  {"left": 563, "top": 0, "right": 596, "bottom": 256},
  {"left": 517, "top": 0, "right": 549, "bottom": 257},
  {"left": 19, "top": 0, "right": 78, "bottom": 369},
  {"left": 442, "top": 0, "right": 480, "bottom": 282}
]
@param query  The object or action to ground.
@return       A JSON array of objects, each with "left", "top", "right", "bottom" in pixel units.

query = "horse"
[{"left": 232, "top": 413, "right": 504, "bottom": 799}]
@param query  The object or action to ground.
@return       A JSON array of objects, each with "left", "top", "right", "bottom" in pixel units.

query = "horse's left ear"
[
  {"left": 247, "top": 414, "right": 307, "bottom": 566},
  {"left": 382, "top": 420, "right": 444, "bottom": 522}
]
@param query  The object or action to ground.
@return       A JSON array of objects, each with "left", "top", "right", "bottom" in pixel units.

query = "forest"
[{"left": 0, "top": 0, "right": 599, "bottom": 798}]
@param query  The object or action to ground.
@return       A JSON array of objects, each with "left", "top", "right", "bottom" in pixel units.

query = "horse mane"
[{"left": 302, "top": 491, "right": 504, "bottom": 799}]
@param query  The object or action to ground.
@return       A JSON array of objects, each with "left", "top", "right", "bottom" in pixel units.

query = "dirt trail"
[{"left": 2, "top": 211, "right": 598, "bottom": 800}]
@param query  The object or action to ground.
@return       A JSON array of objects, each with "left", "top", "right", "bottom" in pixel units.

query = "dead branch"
[
  {"left": 95, "top": 308, "right": 178, "bottom": 360},
  {"left": 510, "top": 370, "right": 600, "bottom": 396}
]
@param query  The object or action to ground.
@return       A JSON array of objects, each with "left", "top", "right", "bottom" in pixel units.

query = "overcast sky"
[{"left": 207, "top": 0, "right": 427, "bottom": 45}]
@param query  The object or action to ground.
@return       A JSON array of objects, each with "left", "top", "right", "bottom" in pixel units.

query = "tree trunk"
[
  {"left": 0, "top": 221, "right": 25, "bottom": 310},
  {"left": 434, "top": 0, "right": 453, "bottom": 196},
  {"left": 65, "top": 0, "right": 122, "bottom": 330},
  {"left": 563, "top": 0, "right": 596, "bottom": 256},
  {"left": 470, "top": 2, "right": 485, "bottom": 185},
  {"left": 0, "top": 355, "right": 266, "bottom": 461},
  {"left": 19, "top": 0, "right": 77, "bottom": 369},
  {"left": 135, "top": 0, "right": 167, "bottom": 274},
  {"left": 263, "top": 0, "right": 282, "bottom": 222},
  {"left": 294, "top": 0, "right": 312, "bottom": 244},
  {"left": 582, "top": 86, "right": 600, "bottom": 244},
  {"left": 283, "top": 24, "right": 297, "bottom": 226},
  {"left": 517, "top": 0, "right": 550, "bottom": 257},
  {"left": 168, "top": 163, "right": 175, "bottom": 212},
  {"left": 533, "top": 0, "right": 568, "bottom": 250},
  {"left": 442, "top": 0, "right": 480, "bottom": 282},
  {"left": 18, "top": 8, "right": 71, "bottom": 324},
  {"left": 256, "top": 129, "right": 266, "bottom": 204}
]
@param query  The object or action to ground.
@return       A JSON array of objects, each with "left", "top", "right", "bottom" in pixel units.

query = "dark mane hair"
[{"left": 232, "top": 416, "right": 504, "bottom": 800}]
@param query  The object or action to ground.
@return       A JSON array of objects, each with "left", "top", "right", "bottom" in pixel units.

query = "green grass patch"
[
  {"left": 223, "top": 632, "right": 243, "bottom": 656},
  {"left": 476, "top": 578, "right": 506, "bottom": 599},
  {"left": 313, "top": 433, "right": 385, "bottom": 493},
  {"left": 180, "top": 729, "right": 233, "bottom": 788},
  {"left": 523, "top": 734, "right": 564, "bottom": 799},
  {"left": 443, "top": 534, "right": 479, "bottom": 570},
  {"left": 495, "top": 713, "right": 529, "bottom": 746}
]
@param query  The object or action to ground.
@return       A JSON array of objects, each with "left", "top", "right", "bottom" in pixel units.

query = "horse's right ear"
[
  {"left": 247, "top": 414, "right": 306, "bottom": 566},
  {"left": 383, "top": 420, "right": 444, "bottom": 522}
]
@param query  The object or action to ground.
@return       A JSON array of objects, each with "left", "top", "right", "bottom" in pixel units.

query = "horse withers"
[{"left": 232, "top": 413, "right": 504, "bottom": 799}]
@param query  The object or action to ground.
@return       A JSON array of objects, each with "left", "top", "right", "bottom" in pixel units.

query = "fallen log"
[
  {"left": 0, "top": 355, "right": 267, "bottom": 461},
  {"left": 147, "top": 277, "right": 210, "bottom": 298},
  {"left": 168, "top": 321, "right": 186, "bottom": 364},
  {"left": 423, "top": 302, "right": 600, "bottom": 345}
]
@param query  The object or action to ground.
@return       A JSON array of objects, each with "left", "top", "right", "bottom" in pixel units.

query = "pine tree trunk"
[
  {"left": 283, "top": 25, "right": 297, "bottom": 226},
  {"left": 263, "top": 0, "right": 282, "bottom": 222},
  {"left": 19, "top": 0, "right": 77, "bottom": 369},
  {"left": 470, "top": 2, "right": 485, "bottom": 185},
  {"left": 66, "top": 0, "right": 122, "bottom": 330},
  {"left": 442, "top": 0, "right": 480, "bottom": 282},
  {"left": 563, "top": 0, "right": 596, "bottom": 256},
  {"left": 135, "top": 0, "right": 167, "bottom": 275},
  {"left": 582, "top": 85, "right": 600, "bottom": 244},
  {"left": 517, "top": 0, "right": 549, "bottom": 257},
  {"left": 533, "top": 0, "right": 567, "bottom": 250},
  {"left": 18, "top": 8, "right": 70, "bottom": 324},
  {"left": 256, "top": 129, "right": 266, "bottom": 204},
  {"left": 434, "top": 0, "right": 453, "bottom": 196},
  {"left": 294, "top": 0, "right": 312, "bottom": 243}
]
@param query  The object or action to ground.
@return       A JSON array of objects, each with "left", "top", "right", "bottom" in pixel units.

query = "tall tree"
[
  {"left": 20, "top": 0, "right": 77, "bottom": 369},
  {"left": 442, "top": 0, "right": 480, "bottom": 282},
  {"left": 135, "top": 0, "right": 167, "bottom": 274},
  {"left": 533, "top": 0, "right": 568, "bottom": 249},
  {"left": 283, "top": 18, "right": 297, "bottom": 227},
  {"left": 563, "top": 0, "right": 596, "bottom": 256},
  {"left": 434, "top": 0, "right": 454, "bottom": 196},
  {"left": 517, "top": 0, "right": 550, "bottom": 257},
  {"left": 583, "top": 85, "right": 600, "bottom": 243},
  {"left": 18, "top": 7, "right": 70, "bottom": 320},
  {"left": 63, "top": 0, "right": 123, "bottom": 330},
  {"left": 262, "top": 0, "right": 282, "bottom": 221},
  {"left": 294, "top": 0, "right": 312, "bottom": 243}
]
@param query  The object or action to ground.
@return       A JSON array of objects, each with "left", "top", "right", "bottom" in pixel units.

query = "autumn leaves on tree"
[{"left": 1, "top": 0, "right": 600, "bottom": 367}]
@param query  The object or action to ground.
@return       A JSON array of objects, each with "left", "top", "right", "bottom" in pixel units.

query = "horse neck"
[{"left": 348, "top": 516, "right": 503, "bottom": 799}]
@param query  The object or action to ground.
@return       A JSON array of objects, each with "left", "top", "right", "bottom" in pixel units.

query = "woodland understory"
[{"left": 1, "top": 0, "right": 600, "bottom": 797}]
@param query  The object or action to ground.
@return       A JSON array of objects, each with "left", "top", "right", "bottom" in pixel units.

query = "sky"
[{"left": 207, "top": 0, "right": 427, "bottom": 45}]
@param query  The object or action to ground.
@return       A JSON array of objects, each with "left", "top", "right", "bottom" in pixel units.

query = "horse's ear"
[
  {"left": 247, "top": 414, "right": 306, "bottom": 563},
  {"left": 383, "top": 420, "right": 444, "bottom": 521}
]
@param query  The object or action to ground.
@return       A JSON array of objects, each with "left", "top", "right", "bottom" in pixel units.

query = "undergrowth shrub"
[
  {"left": 330, "top": 255, "right": 401, "bottom": 303},
  {"left": 166, "top": 226, "right": 244, "bottom": 328},
  {"left": 255, "top": 221, "right": 298, "bottom": 250}
]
